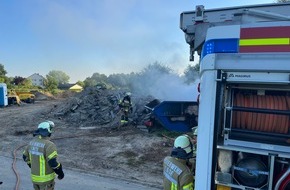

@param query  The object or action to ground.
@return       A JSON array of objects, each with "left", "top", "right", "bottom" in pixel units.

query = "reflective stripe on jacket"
[
  {"left": 23, "top": 136, "right": 58, "bottom": 184},
  {"left": 119, "top": 96, "right": 132, "bottom": 112}
]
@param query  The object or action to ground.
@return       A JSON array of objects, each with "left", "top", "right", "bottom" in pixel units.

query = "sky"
[{"left": 0, "top": 0, "right": 275, "bottom": 83}]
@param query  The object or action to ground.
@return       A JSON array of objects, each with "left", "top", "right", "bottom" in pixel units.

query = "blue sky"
[{"left": 0, "top": 0, "right": 275, "bottom": 82}]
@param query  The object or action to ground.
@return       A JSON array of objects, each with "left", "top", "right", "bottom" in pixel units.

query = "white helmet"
[
  {"left": 38, "top": 121, "right": 55, "bottom": 133},
  {"left": 125, "top": 92, "right": 132, "bottom": 96},
  {"left": 171, "top": 135, "right": 193, "bottom": 159}
]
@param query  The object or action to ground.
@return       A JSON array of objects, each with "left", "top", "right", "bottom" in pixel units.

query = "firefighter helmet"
[
  {"left": 38, "top": 121, "right": 54, "bottom": 133},
  {"left": 125, "top": 92, "right": 132, "bottom": 96},
  {"left": 171, "top": 135, "right": 193, "bottom": 159}
]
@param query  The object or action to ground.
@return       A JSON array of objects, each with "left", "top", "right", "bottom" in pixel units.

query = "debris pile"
[{"left": 51, "top": 87, "right": 156, "bottom": 128}]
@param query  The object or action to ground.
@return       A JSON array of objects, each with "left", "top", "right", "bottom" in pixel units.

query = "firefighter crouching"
[
  {"left": 118, "top": 92, "right": 133, "bottom": 126},
  {"left": 163, "top": 135, "right": 194, "bottom": 190},
  {"left": 23, "top": 121, "right": 64, "bottom": 190}
]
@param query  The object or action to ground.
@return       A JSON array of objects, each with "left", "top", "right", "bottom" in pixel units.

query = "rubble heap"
[{"left": 51, "top": 87, "right": 156, "bottom": 128}]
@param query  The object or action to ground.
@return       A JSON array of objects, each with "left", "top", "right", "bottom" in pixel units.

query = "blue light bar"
[{"left": 201, "top": 38, "right": 239, "bottom": 59}]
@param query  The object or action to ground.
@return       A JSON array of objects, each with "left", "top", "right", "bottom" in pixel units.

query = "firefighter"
[
  {"left": 192, "top": 127, "right": 198, "bottom": 155},
  {"left": 23, "top": 121, "right": 64, "bottom": 190},
  {"left": 191, "top": 127, "right": 198, "bottom": 176},
  {"left": 118, "top": 92, "right": 133, "bottom": 126},
  {"left": 163, "top": 135, "right": 194, "bottom": 190}
]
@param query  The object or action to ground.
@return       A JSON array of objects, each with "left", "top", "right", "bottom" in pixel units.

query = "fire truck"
[{"left": 180, "top": 2, "right": 290, "bottom": 190}]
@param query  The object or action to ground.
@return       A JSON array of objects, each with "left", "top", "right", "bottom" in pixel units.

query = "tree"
[
  {"left": 76, "top": 80, "right": 85, "bottom": 87},
  {"left": 84, "top": 72, "right": 108, "bottom": 87},
  {"left": 276, "top": 0, "right": 290, "bottom": 2},
  {"left": 44, "top": 75, "right": 58, "bottom": 92},
  {"left": 47, "top": 70, "right": 70, "bottom": 85},
  {"left": 13, "top": 76, "right": 26, "bottom": 85},
  {"left": 0, "top": 64, "right": 8, "bottom": 83},
  {"left": 130, "top": 61, "right": 178, "bottom": 97},
  {"left": 183, "top": 64, "right": 200, "bottom": 84},
  {"left": 107, "top": 73, "right": 131, "bottom": 89},
  {"left": 0, "top": 64, "right": 7, "bottom": 77},
  {"left": 0, "top": 77, "right": 5, "bottom": 83},
  {"left": 140, "top": 61, "right": 172, "bottom": 75},
  {"left": 6, "top": 77, "right": 14, "bottom": 89},
  {"left": 21, "top": 78, "right": 33, "bottom": 88}
]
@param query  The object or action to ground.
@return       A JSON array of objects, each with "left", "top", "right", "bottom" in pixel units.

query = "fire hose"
[
  {"left": 11, "top": 109, "right": 124, "bottom": 190},
  {"left": 12, "top": 144, "right": 26, "bottom": 190},
  {"left": 12, "top": 128, "right": 169, "bottom": 190}
]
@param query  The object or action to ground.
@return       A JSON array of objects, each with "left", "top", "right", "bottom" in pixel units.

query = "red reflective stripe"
[
  {"left": 240, "top": 26, "right": 290, "bottom": 39},
  {"left": 240, "top": 45, "right": 290, "bottom": 53}
]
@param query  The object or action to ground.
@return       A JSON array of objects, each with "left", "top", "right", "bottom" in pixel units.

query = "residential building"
[{"left": 27, "top": 73, "right": 45, "bottom": 88}]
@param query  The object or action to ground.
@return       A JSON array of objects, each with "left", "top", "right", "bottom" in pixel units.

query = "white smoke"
[{"left": 131, "top": 69, "right": 199, "bottom": 101}]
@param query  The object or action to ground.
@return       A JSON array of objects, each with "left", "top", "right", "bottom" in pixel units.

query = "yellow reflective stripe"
[
  {"left": 39, "top": 155, "right": 45, "bottom": 176},
  {"left": 239, "top": 38, "right": 290, "bottom": 46},
  {"left": 28, "top": 153, "right": 32, "bottom": 165},
  {"left": 31, "top": 173, "right": 56, "bottom": 183},
  {"left": 48, "top": 151, "right": 58, "bottom": 160},
  {"left": 183, "top": 182, "right": 193, "bottom": 190},
  {"left": 171, "top": 182, "right": 177, "bottom": 190}
]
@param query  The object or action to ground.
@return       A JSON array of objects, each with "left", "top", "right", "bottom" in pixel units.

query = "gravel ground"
[{"left": 0, "top": 97, "right": 172, "bottom": 189}]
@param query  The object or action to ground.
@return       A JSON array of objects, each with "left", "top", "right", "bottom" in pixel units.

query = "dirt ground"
[{"left": 0, "top": 97, "right": 173, "bottom": 188}]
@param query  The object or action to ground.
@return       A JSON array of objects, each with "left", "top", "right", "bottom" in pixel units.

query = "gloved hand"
[
  {"left": 53, "top": 164, "right": 64, "bottom": 180},
  {"left": 58, "top": 171, "right": 64, "bottom": 180}
]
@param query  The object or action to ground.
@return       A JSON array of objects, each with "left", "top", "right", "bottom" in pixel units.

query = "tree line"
[{"left": 0, "top": 62, "right": 199, "bottom": 95}]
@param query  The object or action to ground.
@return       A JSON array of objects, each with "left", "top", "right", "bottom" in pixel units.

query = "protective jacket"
[
  {"left": 119, "top": 95, "right": 132, "bottom": 125},
  {"left": 119, "top": 95, "right": 132, "bottom": 112},
  {"left": 23, "top": 135, "right": 61, "bottom": 185},
  {"left": 163, "top": 156, "right": 194, "bottom": 190}
]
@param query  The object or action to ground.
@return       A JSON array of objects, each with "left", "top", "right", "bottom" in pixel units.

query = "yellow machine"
[
  {"left": 8, "top": 91, "right": 21, "bottom": 105},
  {"left": 16, "top": 91, "right": 35, "bottom": 103}
]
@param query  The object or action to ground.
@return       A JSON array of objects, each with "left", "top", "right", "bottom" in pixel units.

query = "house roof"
[
  {"left": 27, "top": 73, "right": 45, "bottom": 79},
  {"left": 58, "top": 83, "right": 83, "bottom": 90},
  {"left": 69, "top": 84, "right": 83, "bottom": 90},
  {"left": 58, "top": 83, "right": 75, "bottom": 89}
]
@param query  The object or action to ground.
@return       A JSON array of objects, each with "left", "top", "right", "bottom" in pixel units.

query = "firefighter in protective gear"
[
  {"left": 192, "top": 126, "right": 198, "bottom": 154},
  {"left": 118, "top": 92, "right": 133, "bottom": 126},
  {"left": 23, "top": 121, "right": 64, "bottom": 190},
  {"left": 163, "top": 135, "right": 194, "bottom": 190}
]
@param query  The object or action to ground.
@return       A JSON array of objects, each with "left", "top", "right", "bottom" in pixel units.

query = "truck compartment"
[
  {"left": 223, "top": 85, "right": 290, "bottom": 149},
  {"left": 216, "top": 149, "right": 290, "bottom": 189}
]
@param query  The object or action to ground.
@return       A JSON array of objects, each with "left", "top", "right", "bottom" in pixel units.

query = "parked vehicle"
[
  {"left": 8, "top": 94, "right": 21, "bottom": 105},
  {"left": 18, "top": 93, "right": 35, "bottom": 103},
  {"left": 7, "top": 89, "right": 21, "bottom": 106},
  {"left": 15, "top": 91, "right": 35, "bottom": 103}
]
